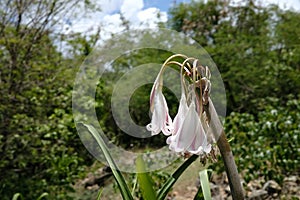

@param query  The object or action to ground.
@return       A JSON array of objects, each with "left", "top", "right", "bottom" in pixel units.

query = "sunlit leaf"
[
  {"left": 199, "top": 170, "right": 212, "bottom": 200},
  {"left": 12, "top": 193, "right": 23, "bottom": 200},
  {"left": 82, "top": 123, "right": 134, "bottom": 200},
  {"left": 136, "top": 156, "right": 157, "bottom": 200},
  {"left": 157, "top": 154, "right": 198, "bottom": 200}
]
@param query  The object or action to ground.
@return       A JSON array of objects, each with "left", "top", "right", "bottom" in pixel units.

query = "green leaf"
[
  {"left": 194, "top": 186, "right": 205, "bottom": 200},
  {"left": 96, "top": 188, "right": 103, "bottom": 200},
  {"left": 136, "top": 156, "right": 157, "bottom": 200},
  {"left": 12, "top": 193, "right": 23, "bottom": 200},
  {"left": 157, "top": 154, "right": 198, "bottom": 200},
  {"left": 82, "top": 123, "right": 134, "bottom": 200},
  {"left": 199, "top": 169, "right": 212, "bottom": 200},
  {"left": 37, "top": 193, "right": 49, "bottom": 200},
  {"left": 131, "top": 174, "right": 138, "bottom": 196}
]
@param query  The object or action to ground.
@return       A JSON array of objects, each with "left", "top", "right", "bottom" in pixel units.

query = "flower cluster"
[{"left": 147, "top": 54, "right": 213, "bottom": 155}]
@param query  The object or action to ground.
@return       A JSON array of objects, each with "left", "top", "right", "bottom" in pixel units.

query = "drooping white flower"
[
  {"left": 167, "top": 98, "right": 211, "bottom": 155},
  {"left": 146, "top": 79, "right": 173, "bottom": 136},
  {"left": 146, "top": 55, "right": 213, "bottom": 155}
]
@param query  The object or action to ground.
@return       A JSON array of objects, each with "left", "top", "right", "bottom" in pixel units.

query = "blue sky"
[
  {"left": 142, "top": 0, "right": 300, "bottom": 12},
  {"left": 62, "top": 0, "right": 300, "bottom": 37},
  {"left": 143, "top": 0, "right": 190, "bottom": 11}
]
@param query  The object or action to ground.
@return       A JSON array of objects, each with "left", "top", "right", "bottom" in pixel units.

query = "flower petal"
[
  {"left": 187, "top": 123, "right": 211, "bottom": 155},
  {"left": 147, "top": 90, "right": 173, "bottom": 136},
  {"left": 168, "top": 102, "right": 199, "bottom": 152},
  {"left": 173, "top": 94, "right": 189, "bottom": 134},
  {"left": 167, "top": 101, "right": 211, "bottom": 154},
  {"left": 160, "top": 92, "right": 173, "bottom": 135}
]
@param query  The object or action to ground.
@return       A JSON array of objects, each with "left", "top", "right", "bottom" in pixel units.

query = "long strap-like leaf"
[
  {"left": 157, "top": 154, "right": 198, "bottom": 200},
  {"left": 199, "top": 169, "right": 212, "bottom": 200},
  {"left": 82, "top": 124, "right": 134, "bottom": 200},
  {"left": 136, "top": 156, "right": 157, "bottom": 200},
  {"left": 12, "top": 193, "right": 23, "bottom": 200}
]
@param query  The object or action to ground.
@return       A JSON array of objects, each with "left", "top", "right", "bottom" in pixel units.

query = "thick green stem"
[{"left": 208, "top": 99, "right": 244, "bottom": 200}]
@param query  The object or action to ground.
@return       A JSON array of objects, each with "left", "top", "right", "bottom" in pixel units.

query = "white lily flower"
[
  {"left": 146, "top": 80, "right": 173, "bottom": 136},
  {"left": 146, "top": 55, "right": 213, "bottom": 155},
  {"left": 167, "top": 97, "right": 211, "bottom": 155}
]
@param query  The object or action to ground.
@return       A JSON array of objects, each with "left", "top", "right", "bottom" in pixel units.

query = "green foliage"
[
  {"left": 12, "top": 192, "right": 48, "bottom": 200},
  {"left": 224, "top": 97, "right": 300, "bottom": 183},
  {"left": 82, "top": 124, "right": 134, "bottom": 200},
  {"left": 0, "top": 84, "right": 89, "bottom": 199},
  {"left": 157, "top": 155, "right": 199, "bottom": 200},
  {"left": 198, "top": 170, "right": 212, "bottom": 200},
  {"left": 96, "top": 188, "right": 103, "bottom": 200},
  {"left": 0, "top": 0, "right": 99, "bottom": 198},
  {"left": 136, "top": 156, "right": 157, "bottom": 200},
  {"left": 12, "top": 192, "right": 49, "bottom": 200},
  {"left": 82, "top": 124, "right": 209, "bottom": 200},
  {"left": 169, "top": 0, "right": 300, "bottom": 113},
  {"left": 129, "top": 167, "right": 170, "bottom": 199},
  {"left": 94, "top": 48, "right": 177, "bottom": 149}
]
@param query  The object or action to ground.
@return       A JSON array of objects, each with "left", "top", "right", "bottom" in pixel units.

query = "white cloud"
[
  {"left": 100, "top": 13, "right": 125, "bottom": 39},
  {"left": 121, "top": 0, "right": 144, "bottom": 21},
  {"left": 102, "top": 14, "right": 123, "bottom": 30},
  {"left": 99, "top": 0, "right": 124, "bottom": 14},
  {"left": 231, "top": 0, "right": 300, "bottom": 11},
  {"left": 95, "top": 0, "right": 168, "bottom": 40},
  {"left": 62, "top": 0, "right": 167, "bottom": 36},
  {"left": 137, "top": 7, "right": 168, "bottom": 28},
  {"left": 264, "top": 0, "right": 300, "bottom": 11}
]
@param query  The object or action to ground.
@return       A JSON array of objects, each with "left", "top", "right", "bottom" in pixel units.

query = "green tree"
[
  {"left": 0, "top": 0, "right": 100, "bottom": 199},
  {"left": 169, "top": 0, "right": 300, "bottom": 113}
]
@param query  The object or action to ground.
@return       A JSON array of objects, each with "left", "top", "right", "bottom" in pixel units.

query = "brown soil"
[{"left": 74, "top": 161, "right": 299, "bottom": 200}]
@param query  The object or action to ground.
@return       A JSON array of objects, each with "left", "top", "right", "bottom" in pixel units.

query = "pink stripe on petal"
[
  {"left": 173, "top": 94, "right": 188, "bottom": 135},
  {"left": 147, "top": 88, "right": 173, "bottom": 136},
  {"left": 166, "top": 99, "right": 212, "bottom": 155}
]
